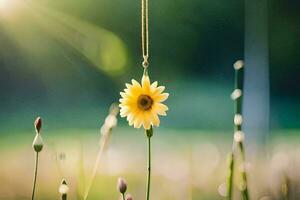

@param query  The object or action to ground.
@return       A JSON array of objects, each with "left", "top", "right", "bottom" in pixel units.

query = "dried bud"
[
  {"left": 126, "top": 194, "right": 133, "bottom": 200},
  {"left": 34, "top": 117, "right": 42, "bottom": 133},
  {"left": 109, "top": 103, "right": 120, "bottom": 116},
  {"left": 32, "top": 133, "right": 43, "bottom": 152},
  {"left": 117, "top": 177, "right": 127, "bottom": 194},
  {"left": 59, "top": 179, "right": 69, "bottom": 195},
  {"left": 105, "top": 114, "right": 117, "bottom": 129}
]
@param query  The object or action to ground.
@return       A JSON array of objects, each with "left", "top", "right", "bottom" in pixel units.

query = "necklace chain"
[{"left": 141, "top": 0, "right": 149, "bottom": 68}]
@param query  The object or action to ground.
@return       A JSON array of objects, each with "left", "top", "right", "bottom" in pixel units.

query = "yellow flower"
[{"left": 119, "top": 74, "right": 169, "bottom": 129}]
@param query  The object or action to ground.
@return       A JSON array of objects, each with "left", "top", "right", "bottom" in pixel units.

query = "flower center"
[{"left": 137, "top": 95, "right": 153, "bottom": 110}]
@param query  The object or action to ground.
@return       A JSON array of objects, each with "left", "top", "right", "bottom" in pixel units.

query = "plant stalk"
[
  {"left": 234, "top": 61, "right": 249, "bottom": 200},
  {"left": 226, "top": 151, "right": 234, "bottom": 200},
  {"left": 238, "top": 141, "right": 249, "bottom": 200},
  {"left": 145, "top": 127, "right": 153, "bottom": 200},
  {"left": 83, "top": 143, "right": 105, "bottom": 200},
  {"left": 31, "top": 152, "right": 39, "bottom": 200},
  {"left": 62, "top": 194, "right": 67, "bottom": 200}
]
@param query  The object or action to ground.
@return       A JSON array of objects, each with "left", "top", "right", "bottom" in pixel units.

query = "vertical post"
[{"left": 244, "top": 0, "right": 270, "bottom": 151}]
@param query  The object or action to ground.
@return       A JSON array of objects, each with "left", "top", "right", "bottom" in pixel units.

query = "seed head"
[{"left": 117, "top": 177, "right": 127, "bottom": 194}]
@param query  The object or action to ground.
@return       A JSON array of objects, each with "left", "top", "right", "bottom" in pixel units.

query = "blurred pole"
[{"left": 243, "top": 0, "right": 269, "bottom": 153}]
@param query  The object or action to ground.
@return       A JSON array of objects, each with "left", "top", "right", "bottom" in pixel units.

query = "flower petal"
[
  {"left": 132, "top": 79, "right": 141, "bottom": 88},
  {"left": 150, "top": 111, "right": 160, "bottom": 127},
  {"left": 155, "top": 103, "right": 168, "bottom": 116},
  {"left": 142, "top": 75, "right": 151, "bottom": 93},
  {"left": 151, "top": 81, "right": 158, "bottom": 89},
  {"left": 154, "top": 93, "right": 169, "bottom": 102}
]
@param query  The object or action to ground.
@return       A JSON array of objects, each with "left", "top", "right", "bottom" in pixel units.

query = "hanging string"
[{"left": 141, "top": 0, "right": 149, "bottom": 68}]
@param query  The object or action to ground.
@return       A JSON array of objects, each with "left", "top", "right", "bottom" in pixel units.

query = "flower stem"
[
  {"left": 145, "top": 127, "right": 153, "bottom": 200},
  {"left": 234, "top": 61, "right": 249, "bottom": 200},
  {"left": 226, "top": 61, "right": 250, "bottom": 200},
  {"left": 62, "top": 194, "right": 67, "bottom": 200},
  {"left": 122, "top": 193, "right": 126, "bottom": 200},
  {"left": 83, "top": 144, "right": 105, "bottom": 200},
  {"left": 31, "top": 152, "right": 39, "bottom": 200},
  {"left": 226, "top": 151, "right": 234, "bottom": 200},
  {"left": 235, "top": 63, "right": 249, "bottom": 200},
  {"left": 84, "top": 105, "right": 118, "bottom": 200},
  {"left": 238, "top": 141, "right": 249, "bottom": 200}
]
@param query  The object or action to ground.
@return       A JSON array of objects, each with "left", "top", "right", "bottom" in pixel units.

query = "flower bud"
[
  {"left": 32, "top": 133, "right": 43, "bottom": 152},
  {"left": 231, "top": 89, "right": 242, "bottom": 100},
  {"left": 59, "top": 179, "right": 69, "bottom": 195},
  {"left": 234, "top": 114, "right": 243, "bottom": 126},
  {"left": 117, "top": 177, "right": 127, "bottom": 194},
  {"left": 234, "top": 131, "right": 245, "bottom": 143},
  {"left": 145, "top": 126, "right": 153, "bottom": 138},
  {"left": 233, "top": 60, "right": 244, "bottom": 70},
  {"left": 126, "top": 194, "right": 133, "bottom": 200},
  {"left": 34, "top": 117, "right": 42, "bottom": 133}
]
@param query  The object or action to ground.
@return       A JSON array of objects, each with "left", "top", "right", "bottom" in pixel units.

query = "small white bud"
[
  {"left": 32, "top": 134, "right": 43, "bottom": 152},
  {"left": 231, "top": 89, "right": 242, "bottom": 100},
  {"left": 233, "top": 60, "right": 244, "bottom": 70},
  {"left": 59, "top": 179, "right": 69, "bottom": 195},
  {"left": 217, "top": 182, "right": 227, "bottom": 197},
  {"left": 234, "top": 131, "right": 244, "bottom": 143},
  {"left": 234, "top": 114, "right": 243, "bottom": 126}
]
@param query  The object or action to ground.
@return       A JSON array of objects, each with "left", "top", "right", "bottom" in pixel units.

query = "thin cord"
[{"left": 141, "top": 0, "right": 149, "bottom": 68}]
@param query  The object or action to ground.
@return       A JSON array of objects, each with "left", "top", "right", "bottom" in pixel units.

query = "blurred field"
[{"left": 0, "top": 128, "right": 299, "bottom": 200}]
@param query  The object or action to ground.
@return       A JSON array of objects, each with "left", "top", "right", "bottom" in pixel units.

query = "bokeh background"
[{"left": 0, "top": 0, "right": 299, "bottom": 199}]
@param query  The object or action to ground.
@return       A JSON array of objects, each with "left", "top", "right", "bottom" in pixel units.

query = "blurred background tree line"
[{"left": 0, "top": 0, "right": 299, "bottom": 132}]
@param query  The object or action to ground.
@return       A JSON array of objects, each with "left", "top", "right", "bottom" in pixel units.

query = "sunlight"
[
  {"left": 0, "top": 0, "right": 9, "bottom": 9},
  {"left": 0, "top": 0, "right": 16, "bottom": 12},
  {"left": 0, "top": 0, "right": 21, "bottom": 19}
]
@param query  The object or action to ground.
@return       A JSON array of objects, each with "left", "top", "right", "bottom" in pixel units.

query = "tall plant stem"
[
  {"left": 122, "top": 193, "right": 126, "bottom": 200},
  {"left": 234, "top": 61, "right": 249, "bottom": 200},
  {"left": 226, "top": 151, "right": 234, "bottom": 200},
  {"left": 238, "top": 141, "right": 249, "bottom": 200},
  {"left": 226, "top": 61, "right": 250, "bottom": 200},
  {"left": 31, "top": 152, "right": 39, "bottom": 200},
  {"left": 83, "top": 144, "right": 105, "bottom": 200},
  {"left": 145, "top": 127, "right": 153, "bottom": 200},
  {"left": 62, "top": 194, "right": 67, "bottom": 200}
]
